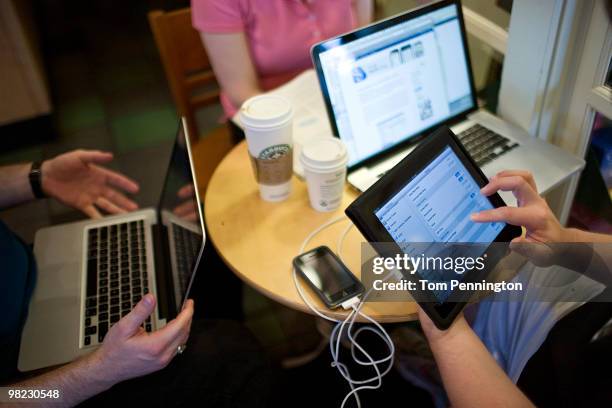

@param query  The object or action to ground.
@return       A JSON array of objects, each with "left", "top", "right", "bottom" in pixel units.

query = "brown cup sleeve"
[{"left": 249, "top": 147, "right": 293, "bottom": 185}]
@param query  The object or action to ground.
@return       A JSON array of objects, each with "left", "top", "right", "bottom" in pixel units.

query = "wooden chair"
[
  {"left": 148, "top": 7, "right": 219, "bottom": 141},
  {"left": 149, "top": 7, "right": 235, "bottom": 196}
]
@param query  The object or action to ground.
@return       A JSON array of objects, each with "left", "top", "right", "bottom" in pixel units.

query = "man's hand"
[
  {"left": 9, "top": 295, "right": 194, "bottom": 406},
  {"left": 41, "top": 150, "right": 140, "bottom": 218},
  {"left": 470, "top": 170, "right": 569, "bottom": 243},
  {"left": 90, "top": 294, "right": 194, "bottom": 385}
]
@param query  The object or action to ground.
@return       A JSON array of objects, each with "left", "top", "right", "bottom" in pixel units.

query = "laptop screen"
[
  {"left": 316, "top": 2, "right": 475, "bottom": 167},
  {"left": 158, "top": 123, "right": 204, "bottom": 311}
]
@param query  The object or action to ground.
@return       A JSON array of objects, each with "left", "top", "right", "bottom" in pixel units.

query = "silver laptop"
[
  {"left": 19, "top": 118, "right": 205, "bottom": 371},
  {"left": 311, "top": 0, "right": 583, "bottom": 204}
]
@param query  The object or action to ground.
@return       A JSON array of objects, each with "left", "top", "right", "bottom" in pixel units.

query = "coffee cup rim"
[
  {"left": 300, "top": 138, "right": 348, "bottom": 172},
  {"left": 240, "top": 95, "right": 293, "bottom": 129}
]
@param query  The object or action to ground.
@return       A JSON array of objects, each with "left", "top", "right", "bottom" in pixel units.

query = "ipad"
[{"left": 345, "top": 126, "right": 521, "bottom": 329}]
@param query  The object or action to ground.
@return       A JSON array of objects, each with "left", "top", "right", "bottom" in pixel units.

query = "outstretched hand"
[{"left": 42, "top": 150, "right": 140, "bottom": 218}]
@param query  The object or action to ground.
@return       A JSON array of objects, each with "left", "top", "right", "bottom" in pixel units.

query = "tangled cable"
[{"left": 291, "top": 215, "right": 395, "bottom": 407}]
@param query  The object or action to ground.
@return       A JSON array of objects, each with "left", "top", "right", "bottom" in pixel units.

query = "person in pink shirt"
[{"left": 191, "top": 0, "right": 373, "bottom": 117}]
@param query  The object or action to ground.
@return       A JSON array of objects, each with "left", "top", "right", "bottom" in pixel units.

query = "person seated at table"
[
  {"left": 192, "top": 0, "right": 374, "bottom": 117},
  {"left": 0, "top": 150, "right": 275, "bottom": 406},
  {"left": 411, "top": 170, "right": 612, "bottom": 407}
]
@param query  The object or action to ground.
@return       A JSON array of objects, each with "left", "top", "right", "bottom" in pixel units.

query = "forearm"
[
  {"left": 352, "top": 0, "right": 374, "bottom": 26},
  {"left": 564, "top": 227, "right": 612, "bottom": 243},
  {"left": 8, "top": 353, "right": 114, "bottom": 407},
  {"left": 554, "top": 228, "right": 612, "bottom": 283},
  {"left": 224, "top": 82, "right": 261, "bottom": 111},
  {"left": 200, "top": 32, "right": 262, "bottom": 110},
  {"left": 0, "top": 163, "right": 36, "bottom": 209},
  {"left": 426, "top": 317, "right": 533, "bottom": 408}
]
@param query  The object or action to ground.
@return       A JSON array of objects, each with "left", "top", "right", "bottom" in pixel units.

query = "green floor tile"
[
  {"left": 110, "top": 107, "right": 177, "bottom": 153},
  {"left": 243, "top": 286, "right": 274, "bottom": 317},
  {"left": 95, "top": 60, "right": 159, "bottom": 94},
  {"left": 245, "top": 313, "right": 286, "bottom": 347},
  {"left": 57, "top": 96, "right": 106, "bottom": 133}
]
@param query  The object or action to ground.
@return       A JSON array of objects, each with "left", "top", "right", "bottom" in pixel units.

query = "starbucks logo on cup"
[
  {"left": 249, "top": 144, "right": 293, "bottom": 186},
  {"left": 259, "top": 144, "right": 291, "bottom": 160}
]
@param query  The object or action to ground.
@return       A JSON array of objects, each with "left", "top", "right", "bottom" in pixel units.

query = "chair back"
[{"left": 148, "top": 8, "right": 219, "bottom": 140}]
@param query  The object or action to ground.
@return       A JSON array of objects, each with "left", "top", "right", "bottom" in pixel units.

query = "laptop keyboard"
[
  {"left": 172, "top": 224, "right": 201, "bottom": 295},
  {"left": 457, "top": 124, "right": 519, "bottom": 167},
  {"left": 376, "top": 124, "right": 519, "bottom": 179},
  {"left": 83, "top": 220, "right": 151, "bottom": 347}
]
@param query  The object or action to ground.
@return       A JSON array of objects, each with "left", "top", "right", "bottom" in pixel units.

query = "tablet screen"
[
  {"left": 374, "top": 146, "right": 505, "bottom": 301},
  {"left": 374, "top": 146, "right": 504, "bottom": 243}
]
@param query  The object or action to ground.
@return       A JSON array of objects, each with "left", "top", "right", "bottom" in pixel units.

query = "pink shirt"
[{"left": 192, "top": 0, "right": 357, "bottom": 117}]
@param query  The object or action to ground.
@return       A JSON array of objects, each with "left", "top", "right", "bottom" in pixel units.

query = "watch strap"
[{"left": 29, "top": 161, "right": 47, "bottom": 199}]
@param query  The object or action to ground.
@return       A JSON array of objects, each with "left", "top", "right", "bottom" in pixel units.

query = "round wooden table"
[{"left": 201, "top": 140, "right": 418, "bottom": 322}]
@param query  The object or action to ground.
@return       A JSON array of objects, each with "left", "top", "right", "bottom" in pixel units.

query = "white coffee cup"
[
  {"left": 300, "top": 138, "right": 348, "bottom": 212},
  {"left": 292, "top": 131, "right": 309, "bottom": 178},
  {"left": 240, "top": 95, "right": 294, "bottom": 202},
  {"left": 293, "top": 132, "right": 333, "bottom": 179}
]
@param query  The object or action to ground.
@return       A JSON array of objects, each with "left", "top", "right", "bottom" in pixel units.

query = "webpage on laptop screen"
[{"left": 319, "top": 4, "right": 473, "bottom": 166}]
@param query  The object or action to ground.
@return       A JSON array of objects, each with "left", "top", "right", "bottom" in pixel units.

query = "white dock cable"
[
  {"left": 337, "top": 221, "right": 354, "bottom": 265},
  {"left": 292, "top": 216, "right": 395, "bottom": 408},
  {"left": 292, "top": 215, "right": 348, "bottom": 323}
]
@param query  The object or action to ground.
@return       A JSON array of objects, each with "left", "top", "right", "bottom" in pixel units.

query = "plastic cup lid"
[
  {"left": 240, "top": 95, "right": 293, "bottom": 129},
  {"left": 300, "top": 138, "right": 348, "bottom": 171}
]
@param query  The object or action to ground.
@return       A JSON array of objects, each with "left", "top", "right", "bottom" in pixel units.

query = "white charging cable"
[
  {"left": 292, "top": 215, "right": 395, "bottom": 407},
  {"left": 291, "top": 215, "right": 349, "bottom": 323},
  {"left": 337, "top": 221, "right": 354, "bottom": 265},
  {"left": 330, "top": 301, "right": 396, "bottom": 407}
]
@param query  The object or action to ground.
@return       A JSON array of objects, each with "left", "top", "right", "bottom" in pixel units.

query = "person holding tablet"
[
  {"left": 345, "top": 127, "right": 535, "bottom": 404},
  {"left": 347, "top": 126, "right": 523, "bottom": 328},
  {"left": 192, "top": 0, "right": 373, "bottom": 117},
  {"left": 405, "top": 171, "right": 544, "bottom": 408},
  {"left": 347, "top": 125, "right": 611, "bottom": 405},
  {"left": 469, "top": 169, "right": 612, "bottom": 406},
  {"left": 412, "top": 169, "right": 612, "bottom": 408}
]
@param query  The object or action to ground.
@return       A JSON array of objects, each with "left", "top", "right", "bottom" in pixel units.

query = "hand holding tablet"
[{"left": 346, "top": 126, "right": 521, "bottom": 329}]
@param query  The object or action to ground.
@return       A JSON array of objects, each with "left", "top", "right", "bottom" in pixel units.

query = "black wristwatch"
[{"left": 29, "top": 161, "right": 47, "bottom": 199}]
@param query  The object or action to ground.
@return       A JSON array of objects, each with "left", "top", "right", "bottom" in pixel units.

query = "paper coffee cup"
[
  {"left": 293, "top": 133, "right": 334, "bottom": 179},
  {"left": 240, "top": 95, "right": 294, "bottom": 202},
  {"left": 292, "top": 132, "right": 309, "bottom": 179},
  {"left": 300, "top": 138, "right": 348, "bottom": 212}
]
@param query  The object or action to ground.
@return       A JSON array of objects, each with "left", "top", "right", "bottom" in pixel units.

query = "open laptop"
[
  {"left": 19, "top": 117, "right": 205, "bottom": 371},
  {"left": 311, "top": 0, "right": 583, "bottom": 202}
]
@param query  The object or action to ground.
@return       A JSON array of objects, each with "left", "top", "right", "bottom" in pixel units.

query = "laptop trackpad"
[
  {"left": 19, "top": 224, "right": 85, "bottom": 371},
  {"left": 19, "top": 300, "right": 81, "bottom": 370},
  {"left": 18, "top": 261, "right": 82, "bottom": 371}
]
